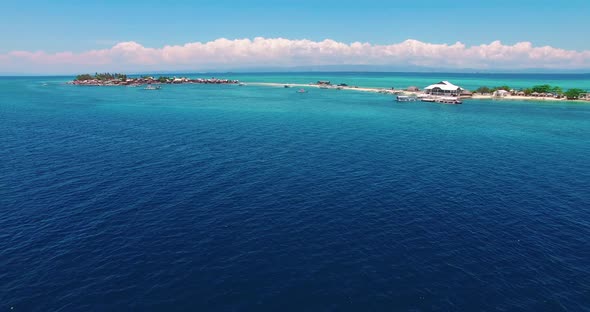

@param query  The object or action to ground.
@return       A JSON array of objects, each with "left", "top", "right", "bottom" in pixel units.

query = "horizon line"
[{"left": 2, "top": 70, "right": 590, "bottom": 77}]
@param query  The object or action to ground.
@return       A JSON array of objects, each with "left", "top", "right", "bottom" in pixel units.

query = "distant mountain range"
[
  {"left": 220, "top": 65, "right": 590, "bottom": 74},
  {"left": 1, "top": 65, "right": 589, "bottom": 76}
]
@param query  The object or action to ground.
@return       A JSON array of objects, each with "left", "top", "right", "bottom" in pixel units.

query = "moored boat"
[
  {"left": 396, "top": 95, "right": 417, "bottom": 102},
  {"left": 436, "top": 97, "right": 462, "bottom": 104}
]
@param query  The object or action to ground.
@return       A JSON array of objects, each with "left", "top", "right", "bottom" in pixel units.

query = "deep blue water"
[{"left": 1, "top": 75, "right": 590, "bottom": 311}]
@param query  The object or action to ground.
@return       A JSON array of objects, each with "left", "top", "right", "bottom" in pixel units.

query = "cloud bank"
[{"left": 2, "top": 37, "right": 590, "bottom": 73}]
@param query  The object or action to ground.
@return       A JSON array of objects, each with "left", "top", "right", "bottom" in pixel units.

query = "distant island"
[
  {"left": 68, "top": 73, "right": 590, "bottom": 102},
  {"left": 70, "top": 73, "right": 239, "bottom": 86}
]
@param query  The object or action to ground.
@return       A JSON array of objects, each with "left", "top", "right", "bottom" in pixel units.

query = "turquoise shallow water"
[
  {"left": 213, "top": 72, "right": 590, "bottom": 90},
  {"left": 1, "top": 74, "right": 590, "bottom": 311}
]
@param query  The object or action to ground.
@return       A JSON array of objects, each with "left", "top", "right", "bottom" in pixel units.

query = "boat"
[
  {"left": 421, "top": 98, "right": 436, "bottom": 102},
  {"left": 144, "top": 85, "right": 161, "bottom": 90},
  {"left": 436, "top": 97, "right": 462, "bottom": 104},
  {"left": 396, "top": 95, "right": 417, "bottom": 102},
  {"left": 297, "top": 89, "right": 307, "bottom": 93}
]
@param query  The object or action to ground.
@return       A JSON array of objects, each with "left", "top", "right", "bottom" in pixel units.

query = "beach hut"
[
  {"left": 406, "top": 86, "right": 420, "bottom": 92},
  {"left": 516, "top": 91, "right": 526, "bottom": 96},
  {"left": 424, "top": 81, "right": 463, "bottom": 96},
  {"left": 531, "top": 92, "right": 540, "bottom": 97},
  {"left": 460, "top": 89, "right": 473, "bottom": 97}
]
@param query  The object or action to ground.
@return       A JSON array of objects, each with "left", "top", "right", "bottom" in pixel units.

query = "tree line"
[
  {"left": 474, "top": 84, "right": 586, "bottom": 99},
  {"left": 75, "top": 73, "right": 128, "bottom": 81},
  {"left": 75, "top": 73, "right": 174, "bottom": 83}
]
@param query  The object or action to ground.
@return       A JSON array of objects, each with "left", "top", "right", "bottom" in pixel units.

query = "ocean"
[{"left": 1, "top": 73, "right": 589, "bottom": 311}]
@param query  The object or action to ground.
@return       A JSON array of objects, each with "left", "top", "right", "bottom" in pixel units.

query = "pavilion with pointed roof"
[{"left": 424, "top": 81, "right": 463, "bottom": 96}]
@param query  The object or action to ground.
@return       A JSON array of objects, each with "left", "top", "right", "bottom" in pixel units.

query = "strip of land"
[
  {"left": 249, "top": 82, "right": 590, "bottom": 102},
  {"left": 70, "top": 73, "right": 239, "bottom": 86},
  {"left": 69, "top": 73, "right": 590, "bottom": 103}
]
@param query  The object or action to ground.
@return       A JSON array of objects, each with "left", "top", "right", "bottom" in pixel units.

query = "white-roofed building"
[
  {"left": 424, "top": 81, "right": 463, "bottom": 96},
  {"left": 493, "top": 89, "right": 510, "bottom": 97}
]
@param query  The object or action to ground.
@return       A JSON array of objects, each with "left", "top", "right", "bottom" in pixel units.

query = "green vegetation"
[
  {"left": 551, "top": 86, "right": 563, "bottom": 95},
  {"left": 475, "top": 84, "right": 587, "bottom": 99},
  {"left": 475, "top": 86, "right": 492, "bottom": 93},
  {"left": 75, "top": 74, "right": 94, "bottom": 81},
  {"left": 74, "top": 73, "right": 180, "bottom": 84},
  {"left": 75, "top": 73, "right": 127, "bottom": 81},
  {"left": 564, "top": 88, "right": 585, "bottom": 99},
  {"left": 472, "top": 84, "right": 574, "bottom": 96},
  {"left": 475, "top": 86, "right": 511, "bottom": 93},
  {"left": 493, "top": 85, "right": 510, "bottom": 92},
  {"left": 531, "top": 84, "right": 552, "bottom": 93},
  {"left": 472, "top": 83, "right": 587, "bottom": 100}
]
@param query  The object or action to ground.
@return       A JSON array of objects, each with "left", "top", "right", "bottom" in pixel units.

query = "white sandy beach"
[
  {"left": 249, "top": 82, "right": 590, "bottom": 103},
  {"left": 248, "top": 82, "right": 390, "bottom": 93}
]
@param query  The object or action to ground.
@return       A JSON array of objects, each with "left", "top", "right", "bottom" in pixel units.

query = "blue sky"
[
  {"left": 2, "top": 0, "right": 589, "bottom": 52},
  {"left": 1, "top": 0, "right": 589, "bottom": 73}
]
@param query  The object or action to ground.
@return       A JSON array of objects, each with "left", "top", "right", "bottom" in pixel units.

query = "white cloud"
[{"left": 1, "top": 37, "right": 590, "bottom": 73}]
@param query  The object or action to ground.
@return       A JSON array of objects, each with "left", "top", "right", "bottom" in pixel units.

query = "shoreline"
[
  {"left": 67, "top": 76, "right": 590, "bottom": 103},
  {"left": 70, "top": 76, "right": 239, "bottom": 86},
  {"left": 248, "top": 82, "right": 590, "bottom": 103},
  {"left": 248, "top": 82, "right": 397, "bottom": 94}
]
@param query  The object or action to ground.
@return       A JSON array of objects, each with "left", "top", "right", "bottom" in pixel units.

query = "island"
[
  {"left": 69, "top": 73, "right": 589, "bottom": 102},
  {"left": 70, "top": 73, "right": 240, "bottom": 86},
  {"left": 255, "top": 80, "right": 590, "bottom": 103}
]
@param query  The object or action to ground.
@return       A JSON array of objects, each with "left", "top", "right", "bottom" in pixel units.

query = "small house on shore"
[
  {"left": 406, "top": 86, "right": 420, "bottom": 92},
  {"left": 460, "top": 89, "right": 473, "bottom": 97},
  {"left": 493, "top": 90, "right": 510, "bottom": 97},
  {"left": 424, "top": 81, "right": 463, "bottom": 96}
]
